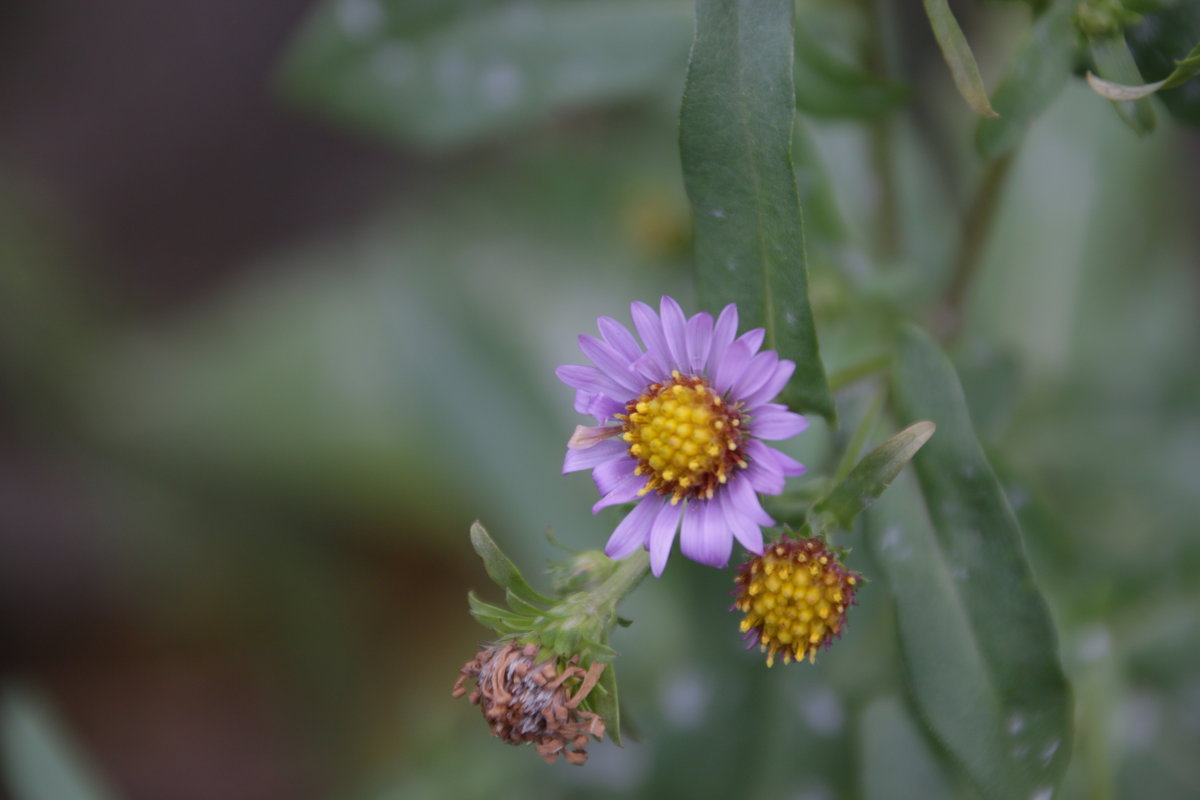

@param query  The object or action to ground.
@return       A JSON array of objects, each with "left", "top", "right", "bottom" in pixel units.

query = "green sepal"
[
  {"left": 588, "top": 661, "right": 623, "bottom": 747},
  {"left": 811, "top": 421, "right": 936, "bottom": 535}
]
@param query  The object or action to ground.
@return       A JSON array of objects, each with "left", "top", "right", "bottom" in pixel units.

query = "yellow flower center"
[
  {"left": 734, "top": 537, "right": 859, "bottom": 666},
  {"left": 618, "top": 371, "right": 746, "bottom": 503}
]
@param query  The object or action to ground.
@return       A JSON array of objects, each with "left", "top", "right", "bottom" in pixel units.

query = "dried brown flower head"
[{"left": 452, "top": 641, "right": 607, "bottom": 765}]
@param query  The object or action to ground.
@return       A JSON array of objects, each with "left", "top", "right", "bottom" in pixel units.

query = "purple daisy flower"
[{"left": 556, "top": 296, "right": 808, "bottom": 576}]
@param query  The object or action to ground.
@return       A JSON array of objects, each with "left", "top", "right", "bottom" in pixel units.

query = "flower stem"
[
  {"left": 934, "top": 152, "right": 1015, "bottom": 339},
  {"left": 827, "top": 354, "right": 891, "bottom": 392},
  {"left": 832, "top": 388, "right": 885, "bottom": 484},
  {"left": 591, "top": 550, "right": 650, "bottom": 625}
]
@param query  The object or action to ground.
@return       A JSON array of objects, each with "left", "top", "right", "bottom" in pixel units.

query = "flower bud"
[{"left": 733, "top": 536, "right": 860, "bottom": 666}]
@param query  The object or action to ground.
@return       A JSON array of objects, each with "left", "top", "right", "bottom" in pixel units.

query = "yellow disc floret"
[
  {"left": 734, "top": 537, "right": 860, "bottom": 666},
  {"left": 617, "top": 371, "right": 747, "bottom": 504}
]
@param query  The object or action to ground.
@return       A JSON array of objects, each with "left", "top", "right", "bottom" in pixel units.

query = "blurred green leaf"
[
  {"left": 1087, "top": 39, "right": 1200, "bottom": 100},
  {"left": 1087, "top": 36, "right": 1158, "bottom": 132},
  {"left": 469, "top": 521, "right": 555, "bottom": 607},
  {"left": 278, "top": 0, "right": 692, "bottom": 149},
  {"left": 1126, "top": 3, "right": 1200, "bottom": 125},
  {"left": 791, "top": 114, "right": 849, "bottom": 254},
  {"left": 0, "top": 685, "right": 114, "bottom": 800},
  {"left": 922, "top": 0, "right": 998, "bottom": 117},
  {"left": 867, "top": 326, "right": 1072, "bottom": 800},
  {"left": 793, "top": 19, "right": 909, "bottom": 119},
  {"left": 976, "top": 0, "right": 1076, "bottom": 159},
  {"left": 860, "top": 695, "right": 955, "bottom": 800},
  {"left": 680, "top": 0, "right": 835, "bottom": 422},
  {"left": 813, "top": 420, "right": 935, "bottom": 533}
]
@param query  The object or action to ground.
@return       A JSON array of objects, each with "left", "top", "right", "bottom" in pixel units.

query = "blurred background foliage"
[{"left": 0, "top": 0, "right": 1198, "bottom": 798}]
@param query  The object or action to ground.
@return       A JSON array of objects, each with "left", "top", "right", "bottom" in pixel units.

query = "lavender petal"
[
  {"left": 745, "top": 440, "right": 786, "bottom": 495},
  {"left": 630, "top": 301, "right": 672, "bottom": 375},
  {"left": 712, "top": 339, "right": 754, "bottom": 395},
  {"left": 679, "top": 500, "right": 733, "bottom": 568},
  {"left": 605, "top": 496, "right": 660, "bottom": 561},
  {"left": 719, "top": 491, "right": 763, "bottom": 554},
  {"left": 736, "top": 327, "right": 766, "bottom": 354},
  {"left": 578, "top": 335, "right": 642, "bottom": 395},
  {"left": 742, "top": 359, "right": 796, "bottom": 408},
  {"left": 648, "top": 500, "right": 683, "bottom": 576},
  {"left": 706, "top": 304, "right": 739, "bottom": 374},
  {"left": 749, "top": 403, "right": 808, "bottom": 440},
  {"left": 592, "top": 472, "right": 648, "bottom": 513},
  {"left": 597, "top": 316, "right": 644, "bottom": 363},
  {"left": 563, "top": 439, "right": 627, "bottom": 473},
  {"left": 591, "top": 456, "right": 636, "bottom": 495},
  {"left": 728, "top": 475, "right": 776, "bottom": 526},
  {"left": 685, "top": 311, "right": 713, "bottom": 374},
  {"left": 658, "top": 296, "right": 690, "bottom": 372},
  {"left": 730, "top": 350, "right": 779, "bottom": 399},
  {"left": 583, "top": 392, "right": 626, "bottom": 423},
  {"left": 767, "top": 446, "right": 806, "bottom": 476},
  {"left": 556, "top": 364, "right": 629, "bottom": 402}
]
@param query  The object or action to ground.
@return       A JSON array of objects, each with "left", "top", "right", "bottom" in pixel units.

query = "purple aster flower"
[{"left": 556, "top": 296, "right": 808, "bottom": 576}]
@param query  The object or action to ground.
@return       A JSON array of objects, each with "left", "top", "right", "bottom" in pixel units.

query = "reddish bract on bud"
[
  {"left": 733, "top": 536, "right": 860, "bottom": 666},
  {"left": 452, "top": 641, "right": 607, "bottom": 765}
]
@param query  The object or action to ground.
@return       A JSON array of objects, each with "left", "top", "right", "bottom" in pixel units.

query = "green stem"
[
  {"left": 934, "top": 152, "right": 1015, "bottom": 339},
  {"left": 591, "top": 550, "right": 650, "bottom": 626},
  {"left": 832, "top": 389, "right": 885, "bottom": 484},
  {"left": 827, "top": 354, "right": 891, "bottom": 392},
  {"left": 862, "top": 0, "right": 901, "bottom": 262}
]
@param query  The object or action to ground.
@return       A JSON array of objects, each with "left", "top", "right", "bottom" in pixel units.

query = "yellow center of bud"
[
  {"left": 618, "top": 371, "right": 746, "bottom": 503},
  {"left": 734, "top": 537, "right": 860, "bottom": 666}
]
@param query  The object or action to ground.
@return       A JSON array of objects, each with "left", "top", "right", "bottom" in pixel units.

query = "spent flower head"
[
  {"left": 454, "top": 523, "right": 645, "bottom": 762},
  {"left": 734, "top": 535, "right": 861, "bottom": 666},
  {"left": 453, "top": 642, "right": 607, "bottom": 765},
  {"left": 557, "top": 296, "right": 808, "bottom": 575}
]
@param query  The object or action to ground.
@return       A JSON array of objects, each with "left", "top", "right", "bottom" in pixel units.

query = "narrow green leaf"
[
  {"left": 1087, "top": 36, "right": 1157, "bottom": 133},
  {"left": 590, "top": 661, "right": 622, "bottom": 746},
  {"left": 680, "top": 0, "right": 835, "bottom": 421},
  {"left": 867, "top": 326, "right": 1072, "bottom": 799},
  {"left": 976, "top": 0, "right": 1075, "bottom": 159},
  {"left": 467, "top": 592, "right": 535, "bottom": 634},
  {"left": 922, "top": 0, "right": 998, "bottom": 117},
  {"left": 1086, "top": 39, "right": 1200, "bottom": 100},
  {"left": 278, "top": 0, "right": 692, "bottom": 149},
  {"left": 469, "top": 521, "right": 555, "bottom": 607},
  {"left": 503, "top": 588, "right": 550, "bottom": 619},
  {"left": 813, "top": 421, "right": 936, "bottom": 533}
]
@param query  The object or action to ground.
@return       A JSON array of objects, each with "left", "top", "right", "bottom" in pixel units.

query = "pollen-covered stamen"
[
  {"left": 617, "top": 371, "right": 747, "bottom": 503},
  {"left": 733, "top": 537, "right": 860, "bottom": 667}
]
